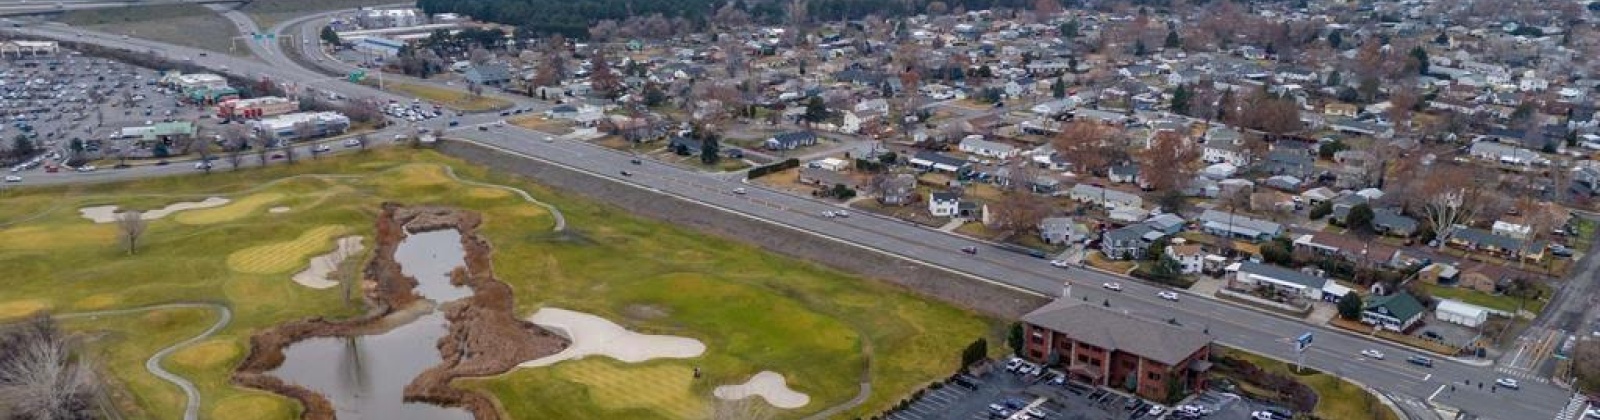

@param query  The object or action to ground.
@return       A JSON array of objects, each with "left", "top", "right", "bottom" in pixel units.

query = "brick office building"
[{"left": 1020, "top": 299, "right": 1213, "bottom": 402}]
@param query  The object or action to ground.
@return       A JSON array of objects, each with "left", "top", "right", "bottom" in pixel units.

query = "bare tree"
[
  {"left": 356, "top": 133, "right": 370, "bottom": 152},
  {"left": 253, "top": 136, "right": 271, "bottom": 166},
  {"left": 117, "top": 210, "right": 147, "bottom": 255},
  {"left": 1406, "top": 164, "right": 1491, "bottom": 248},
  {"left": 1135, "top": 131, "right": 1200, "bottom": 193},
  {"left": 0, "top": 316, "right": 103, "bottom": 420},
  {"left": 1051, "top": 121, "right": 1117, "bottom": 176},
  {"left": 194, "top": 135, "right": 214, "bottom": 174}
]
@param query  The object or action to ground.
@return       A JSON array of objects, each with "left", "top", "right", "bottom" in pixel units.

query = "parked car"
[
  {"left": 1148, "top": 405, "right": 1167, "bottom": 417},
  {"left": 1361, "top": 349, "right": 1385, "bottom": 360},
  {"left": 1103, "top": 282, "right": 1123, "bottom": 291},
  {"left": 630, "top": 158, "right": 642, "bottom": 164},
  {"left": 1495, "top": 378, "right": 1520, "bottom": 389},
  {"left": 1252, "top": 410, "right": 1291, "bottom": 420}
]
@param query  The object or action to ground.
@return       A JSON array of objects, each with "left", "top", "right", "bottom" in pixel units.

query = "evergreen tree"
[
  {"left": 1134, "top": 39, "right": 1148, "bottom": 56},
  {"left": 1051, "top": 77, "right": 1066, "bottom": 99},
  {"left": 700, "top": 133, "right": 721, "bottom": 164},
  {"left": 1327, "top": 30, "right": 1343, "bottom": 49},
  {"left": 1061, "top": 19, "right": 1080, "bottom": 39},
  {"left": 1170, "top": 84, "right": 1191, "bottom": 115},
  {"left": 1337, "top": 293, "right": 1364, "bottom": 320},
  {"left": 1327, "top": 70, "right": 1342, "bottom": 88},
  {"left": 1165, "top": 29, "right": 1181, "bottom": 49},
  {"left": 320, "top": 26, "right": 342, "bottom": 45},
  {"left": 803, "top": 96, "right": 829, "bottom": 124},
  {"left": 1409, "top": 46, "right": 1430, "bottom": 75}
]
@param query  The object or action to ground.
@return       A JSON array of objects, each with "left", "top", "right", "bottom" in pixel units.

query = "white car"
[
  {"left": 1102, "top": 282, "right": 1122, "bottom": 291},
  {"left": 313, "top": 144, "right": 332, "bottom": 153},
  {"left": 1495, "top": 378, "right": 1520, "bottom": 389},
  {"left": 732, "top": 187, "right": 746, "bottom": 195},
  {"left": 1050, "top": 259, "right": 1070, "bottom": 268},
  {"left": 1360, "top": 349, "right": 1385, "bottom": 360},
  {"left": 834, "top": 210, "right": 849, "bottom": 218},
  {"left": 344, "top": 139, "right": 362, "bottom": 147},
  {"left": 1147, "top": 405, "right": 1167, "bottom": 417},
  {"left": 543, "top": 136, "right": 554, "bottom": 142},
  {"left": 1157, "top": 291, "right": 1180, "bottom": 301},
  {"left": 3, "top": 175, "right": 19, "bottom": 182},
  {"left": 74, "top": 165, "right": 95, "bottom": 172}
]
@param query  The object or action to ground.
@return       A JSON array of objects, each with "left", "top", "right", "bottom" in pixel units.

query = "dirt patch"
[
  {"left": 439, "top": 140, "right": 1046, "bottom": 319},
  {"left": 232, "top": 204, "right": 568, "bottom": 420}
]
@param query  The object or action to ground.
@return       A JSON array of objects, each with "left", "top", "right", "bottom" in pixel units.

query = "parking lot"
[
  {"left": 879, "top": 358, "right": 1291, "bottom": 420},
  {"left": 1, "top": 49, "right": 224, "bottom": 177}
]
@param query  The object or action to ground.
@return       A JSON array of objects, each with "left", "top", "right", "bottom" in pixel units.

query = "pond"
[{"left": 270, "top": 230, "right": 474, "bottom": 420}]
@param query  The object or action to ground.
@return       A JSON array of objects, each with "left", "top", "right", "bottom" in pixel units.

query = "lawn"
[
  {"left": 1418, "top": 282, "right": 1548, "bottom": 316},
  {"left": 384, "top": 82, "right": 513, "bottom": 112},
  {"left": 57, "top": 4, "right": 251, "bottom": 57},
  {"left": 1217, "top": 347, "right": 1402, "bottom": 420},
  {"left": 238, "top": 0, "right": 406, "bottom": 28},
  {"left": 0, "top": 148, "right": 997, "bottom": 419},
  {"left": 508, "top": 115, "right": 576, "bottom": 135},
  {"left": 1085, "top": 251, "right": 1135, "bottom": 273}
]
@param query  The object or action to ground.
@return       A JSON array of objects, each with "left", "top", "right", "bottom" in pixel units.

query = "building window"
[
  {"left": 1030, "top": 350, "right": 1044, "bottom": 359},
  {"left": 1147, "top": 372, "right": 1161, "bottom": 381},
  {"left": 1077, "top": 355, "right": 1089, "bottom": 364},
  {"left": 1031, "top": 335, "right": 1044, "bottom": 344}
]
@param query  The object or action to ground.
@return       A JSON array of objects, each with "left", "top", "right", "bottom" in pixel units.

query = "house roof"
[
  {"left": 1450, "top": 225, "right": 1538, "bottom": 251},
  {"left": 930, "top": 191, "right": 960, "bottom": 202},
  {"left": 1365, "top": 292, "right": 1426, "bottom": 322},
  {"left": 771, "top": 131, "right": 817, "bottom": 145},
  {"left": 1105, "top": 224, "right": 1156, "bottom": 242},
  {"left": 1021, "top": 299, "right": 1211, "bottom": 366},
  {"left": 1237, "top": 261, "right": 1327, "bottom": 289},
  {"left": 1198, "top": 209, "right": 1283, "bottom": 237},
  {"left": 1373, "top": 208, "right": 1419, "bottom": 232}
]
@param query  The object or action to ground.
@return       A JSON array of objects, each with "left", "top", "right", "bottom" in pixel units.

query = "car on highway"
[
  {"left": 629, "top": 158, "right": 642, "bottom": 165},
  {"left": 3, "top": 175, "right": 20, "bottom": 182},
  {"left": 1049, "top": 259, "right": 1071, "bottom": 268},
  {"left": 1495, "top": 378, "right": 1520, "bottom": 389},
  {"left": 313, "top": 144, "right": 332, "bottom": 153},
  {"left": 834, "top": 210, "right": 849, "bottom": 218},
  {"left": 1406, "top": 356, "right": 1434, "bottom": 367},
  {"left": 194, "top": 162, "right": 212, "bottom": 170},
  {"left": 1252, "top": 409, "right": 1291, "bottom": 420},
  {"left": 477, "top": 126, "right": 489, "bottom": 131},
  {"left": 344, "top": 139, "right": 363, "bottom": 148},
  {"left": 1157, "top": 291, "right": 1179, "bottom": 301},
  {"left": 1360, "top": 349, "right": 1385, "bottom": 359},
  {"left": 543, "top": 136, "right": 554, "bottom": 143},
  {"left": 732, "top": 187, "right": 746, "bottom": 195},
  {"left": 74, "top": 165, "right": 95, "bottom": 172},
  {"left": 1102, "top": 282, "right": 1122, "bottom": 291},
  {"left": 961, "top": 246, "right": 978, "bottom": 254},
  {"left": 619, "top": 170, "right": 633, "bottom": 177}
]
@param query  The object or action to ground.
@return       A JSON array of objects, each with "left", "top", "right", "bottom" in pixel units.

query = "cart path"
[
  {"left": 441, "top": 165, "right": 567, "bottom": 231},
  {"left": 57, "top": 303, "right": 233, "bottom": 420}
]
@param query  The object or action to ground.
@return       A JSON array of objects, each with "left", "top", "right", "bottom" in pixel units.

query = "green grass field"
[
  {"left": 384, "top": 82, "right": 514, "bottom": 112},
  {"left": 0, "top": 148, "right": 998, "bottom": 419},
  {"left": 1219, "top": 348, "right": 1401, "bottom": 420},
  {"left": 239, "top": 0, "right": 408, "bottom": 29},
  {"left": 57, "top": 4, "right": 251, "bottom": 57}
]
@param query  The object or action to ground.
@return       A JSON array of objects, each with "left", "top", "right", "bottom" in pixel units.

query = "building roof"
[
  {"left": 1021, "top": 299, "right": 1211, "bottom": 366},
  {"left": 1365, "top": 292, "right": 1426, "bottom": 322},
  {"left": 930, "top": 191, "right": 960, "bottom": 202},
  {"left": 1450, "top": 225, "right": 1537, "bottom": 251},
  {"left": 1198, "top": 209, "right": 1283, "bottom": 237},
  {"left": 1237, "top": 261, "right": 1326, "bottom": 290},
  {"left": 1435, "top": 299, "right": 1490, "bottom": 318}
]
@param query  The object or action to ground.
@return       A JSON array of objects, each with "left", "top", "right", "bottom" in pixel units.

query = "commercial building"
[
  {"left": 1230, "top": 261, "right": 1330, "bottom": 301},
  {"left": 1021, "top": 299, "right": 1212, "bottom": 402},
  {"left": 163, "top": 73, "right": 230, "bottom": 92},
  {"left": 216, "top": 96, "right": 300, "bottom": 119},
  {"left": 1361, "top": 292, "right": 1426, "bottom": 332},
  {"left": 357, "top": 8, "right": 425, "bottom": 29},
  {"left": 1435, "top": 299, "right": 1492, "bottom": 328},
  {"left": 353, "top": 37, "right": 405, "bottom": 58},
  {"left": 249, "top": 112, "right": 351, "bottom": 142}
]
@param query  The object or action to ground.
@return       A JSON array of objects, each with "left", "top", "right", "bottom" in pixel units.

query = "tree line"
[{"left": 418, "top": 0, "right": 1037, "bottom": 39}]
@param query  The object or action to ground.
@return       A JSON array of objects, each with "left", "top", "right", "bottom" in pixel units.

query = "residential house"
[
  {"left": 1324, "top": 102, "right": 1359, "bottom": 118},
  {"left": 1166, "top": 243, "right": 1205, "bottom": 274},
  {"left": 1202, "top": 127, "right": 1251, "bottom": 166},
  {"left": 1039, "top": 217, "right": 1090, "bottom": 245},
  {"left": 765, "top": 131, "right": 819, "bottom": 150},
  {"left": 1446, "top": 225, "right": 1544, "bottom": 260},
  {"left": 1231, "top": 261, "right": 1330, "bottom": 301},
  {"left": 1197, "top": 210, "right": 1283, "bottom": 242},
  {"left": 1108, "top": 164, "right": 1141, "bottom": 185},
  {"left": 1372, "top": 208, "right": 1420, "bottom": 237},
  {"left": 1143, "top": 213, "right": 1188, "bottom": 235},
  {"left": 929, "top": 192, "right": 961, "bottom": 217},
  {"left": 1262, "top": 150, "right": 1314, "bottom": 179},
  {"left": 1020, "top": 299, "right": 1212, "bottom": 403},
  {"left": 1469, "top": 141, "right": 1548, "bottom": 167},
  {"left": 958, "top": 136, "right": 1020, "bottom": 159},
  {"left": 877, "top": 174, "right": 917, "bottom": 206},
  {"left": 1069, "top": 184, "right": 1144, "bottom": 210},
  {"left": 1102, "top": 224, "right": 1163, "bottom": 260},
  {"left": 1292, "top": 232, "right": 1404, "bottom": 268},
  {"left": 909, "top": 151, "right": 972, "bottom": 173},
  {"left": 1361, "top": 292, "right": 1426, "bottom": 332},
  {"left": 1417, "top": 263, "right": 1461, "bottom": 287}
]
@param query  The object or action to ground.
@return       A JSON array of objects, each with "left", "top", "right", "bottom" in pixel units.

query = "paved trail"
[{"left": 58, "top": 303, "right": 233, "bottom": 420}]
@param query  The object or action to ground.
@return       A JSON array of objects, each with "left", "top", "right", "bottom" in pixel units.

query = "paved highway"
[{"left": 2, "top": 16, "right": 1579, "bottom": 420}]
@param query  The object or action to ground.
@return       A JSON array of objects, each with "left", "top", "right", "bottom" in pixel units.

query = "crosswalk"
[
  {"left": 1495, "top": 366, "right": 1552, "bottom": 384},
  {"left": 1553, "top": 393, "right": 1586, "bottom": 420}
]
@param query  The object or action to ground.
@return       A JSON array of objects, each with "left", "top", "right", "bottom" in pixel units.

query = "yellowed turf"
[
  {"left": 73, "top": 293, "right": 122, "bottom": 310},
  {"left": 210, "top": 393, "right": 294, "bottom": 420},
  {"left": 556, "top": 359, "right": 708, "bottom": 419},
  {"left": 169, "top": 338, "right": 240, "bottom": 370},
  {"left": 0, "top": 225, "right": 116, "bottom": 251},
  {"left": 468, "top": 187, "right": 513, "bottom": 199},
  {"left": 226, "top": 225, "right": 348, "bottom": 274},
  {"left": 390, "top": 164, "right": 451, "bottom": 186},
  {"left": 0, "top": 299, "right": 51, "bottom": 320},
  {"left": 175, "top": 192, "right": 285, "bottom": 225}
]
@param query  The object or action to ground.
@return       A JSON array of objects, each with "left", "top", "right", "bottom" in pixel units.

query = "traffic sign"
[
  {"left": 1295, "top": 332, "right": 1313, "bottom": 352},
  {"left": 347, "top": 70, "right": 366, "bottom": 82}
]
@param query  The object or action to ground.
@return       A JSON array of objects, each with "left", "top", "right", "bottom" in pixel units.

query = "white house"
[
  {"left": 1435, "top": 299, "right": 1491, "bottom": 328},
  {"left": 1469, "top": 141, "right": 1547, "bottom": 166},
  {"left": 958, "top": 136, "right": 1019, "bottom": 159},
  {"left": 1165, "top": 241, "right": 1204, "bottom": 274},
  {"left": 1231, "top": 261, "right": 1328, "bottom": 301},
  {"left": 929, "top": 192, "right": 960, "bottom": 217},
  {"left": 1202, "top": 126, "right": 1251, "bottom": 166},
  {"left": 1067, "top": 184, "right": 1143, "bottom": 210}
]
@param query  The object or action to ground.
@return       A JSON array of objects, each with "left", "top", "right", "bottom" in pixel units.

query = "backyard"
[
  {"left": 1418, "top": 282, "right": 1549, "bottom": 316},
  {"left": 0, "top": 149, "right": 998, "bottom": 419}
]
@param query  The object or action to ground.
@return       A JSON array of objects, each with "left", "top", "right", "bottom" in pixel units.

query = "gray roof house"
[
  {"left": 1197, "top": 209, "right": 1283, "bottom": 241},
  {"left": 1263, "top": 150, "right": 1315, "bottom": 178},
  {"left": 1102, "top": 224, "right": 1163, "bottom": 260},
  {"left": 765, "top": 131, "right": 819, "bottom": 150},
  {"left": 1372, "top": 208, "right": 1419, "bottom": 237},
  {"left": 465, "top": 63, "right": 512, "bottom": 86},
  {"left": 877, "top": 174, "right": 917, "bottom": 206},
  {"left": 1233, "top": 261, "right": 1329, "bottom": 301},
  {"left": 1039, "top": 217, "right": 1090, "bottom": 245}
]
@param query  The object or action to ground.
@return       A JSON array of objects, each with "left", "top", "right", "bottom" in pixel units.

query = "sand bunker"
[
  {"left": 268, "top": 207, "right": 291, "bottom": 214},
  {"left": 714, "top": 371, "right": 810, "bottom": 409},
  {"left": 290, "top": 236, "right": 364, "bottom": 289},
  {"left": 519, "top": 307, "right": 704, "bottom": 368},
  {"left": 79, "top": 197, "right": 231, "bottom": 223}
]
